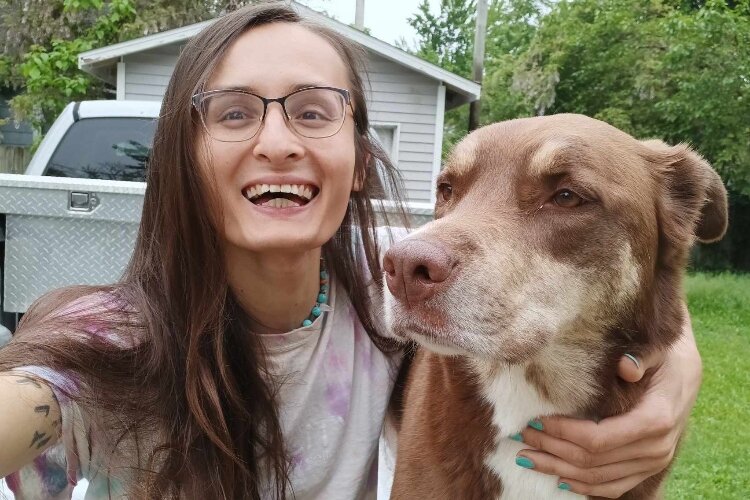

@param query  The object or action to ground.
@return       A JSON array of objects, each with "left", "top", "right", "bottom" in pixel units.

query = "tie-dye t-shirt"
[{"left": 5, "top": 227, "right": 408, "bottom": 500}]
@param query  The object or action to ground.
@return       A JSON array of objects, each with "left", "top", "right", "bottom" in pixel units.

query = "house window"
[
  {"left": 371, "top": 123, "right": 399, "bottom": 164},
  {"left": 369, "top": 123, "right": 401, "bottom": 199}
]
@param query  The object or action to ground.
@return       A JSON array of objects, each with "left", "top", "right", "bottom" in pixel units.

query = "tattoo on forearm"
[
  {"left": 35, "top": 405, "right": 51, "bottom": 417},
  {"left": 30, "top": 430, "right": 52, "bottom": 450},
  {"left": 15, "top": 377, "right": 42, "bottom": 389}
]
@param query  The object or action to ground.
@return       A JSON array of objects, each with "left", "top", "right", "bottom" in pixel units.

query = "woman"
[{"left": 0, "top": 3, "right": 701, "bottom": 499}]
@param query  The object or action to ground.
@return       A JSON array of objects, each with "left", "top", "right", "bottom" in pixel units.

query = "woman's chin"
[{"left": 227, "top": 230, "right": 334, "bottom": 255}]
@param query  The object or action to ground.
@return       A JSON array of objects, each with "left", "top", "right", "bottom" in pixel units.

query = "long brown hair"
[{"left": 0, "top": 3, "right": 409, "bottom": 498}]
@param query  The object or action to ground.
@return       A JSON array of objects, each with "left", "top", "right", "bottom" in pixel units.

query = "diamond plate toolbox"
[
  {"left": 0, "top": 174, "right": 145, "bottom": 313},
  {"left": 0, "top": 175, "right": 435, "bottom": 314}
]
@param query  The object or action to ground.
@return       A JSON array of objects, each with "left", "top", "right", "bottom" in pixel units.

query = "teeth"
[
  {"left": 244, "top": 183, "right": 316, "bottom": 201},
  {"left": 260, "top": 197, "right": 301, "bottom": 208}
]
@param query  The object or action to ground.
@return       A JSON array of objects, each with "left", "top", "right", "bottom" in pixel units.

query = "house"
[{"left": 77, "top": 2, "right": 480, "bottom": 205}]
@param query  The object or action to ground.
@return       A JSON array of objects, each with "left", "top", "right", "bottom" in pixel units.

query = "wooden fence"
[{"left": 0, "top": 146, "right": 32, "bottom": 174}]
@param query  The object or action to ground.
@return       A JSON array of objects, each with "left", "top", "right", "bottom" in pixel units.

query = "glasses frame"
[{"left": 191, "top": 86, "right": 353, "bottom": 142}]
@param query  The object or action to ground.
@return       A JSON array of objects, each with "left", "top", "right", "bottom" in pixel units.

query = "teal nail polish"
[
  {"left": 624, "top": 353, "right": 640, "bottom": 369},
  {"left": 528, "top": 419, "right": 544, "bottom": 431},
  {"left": 558, "top": 482, "right": 571, "bottom": 491},
  {"left": 515, "top": 456, "right": 534, "bottom": 469},
  {"left": 510, "top": 433, "right": 523, "bottom": 442}
]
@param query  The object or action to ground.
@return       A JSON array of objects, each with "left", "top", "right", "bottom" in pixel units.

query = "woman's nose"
[{"left": 252, "top": 104, "right": 305, "bottom": 163}]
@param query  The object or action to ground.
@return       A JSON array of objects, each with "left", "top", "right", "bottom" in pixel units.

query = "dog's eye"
[
  {"left": 437, "top": 183, "right": 453, "bottom": 202},
  {"left": 553, "top": 189, "right": 584, "bottom": 208}
]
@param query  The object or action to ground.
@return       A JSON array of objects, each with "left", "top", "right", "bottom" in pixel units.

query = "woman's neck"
[{"left": 225, "top": 246, "right": 323, "bottom": 334}]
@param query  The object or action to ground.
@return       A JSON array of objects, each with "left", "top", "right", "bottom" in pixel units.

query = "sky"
[{"left": 298, "top": 0, "right": 441, "bottom": 48}]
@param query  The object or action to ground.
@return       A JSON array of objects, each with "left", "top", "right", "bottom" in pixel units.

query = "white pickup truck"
[{"left": 0, "top": 100, "right": 433, "bottom": 336}]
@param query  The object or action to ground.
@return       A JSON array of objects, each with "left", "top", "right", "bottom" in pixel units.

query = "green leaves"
[
  {"left": 7, "top": 0, "right": 136, "bottom": 133},
  {"left": 511, "top": 0, "right": 750, "bottom": 196},
  {"left": 3, "top": 0, "right": 221, "bottom": 135},
  {"left": 410, "top": 0, "right": 750, "bottom": 196},
  {"left": 14, "top": 34, "right": 98, "bottom": 129},
  {"left": 407, "top": 0, "right": 476, "bottom": 79},
  {"left": 408, "top": 0, "right": 548, "bottom": 155},
  {"left": 63, "top": 0, "right": 105, "bottom": 12}
]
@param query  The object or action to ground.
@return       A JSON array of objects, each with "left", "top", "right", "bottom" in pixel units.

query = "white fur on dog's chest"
[{"left": 478, "top": 364, "right": 586, "bottom": 500}]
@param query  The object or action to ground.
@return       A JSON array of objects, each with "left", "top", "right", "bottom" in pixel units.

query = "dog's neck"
[{"left": 468, "top": 340, "right": 608, "bottom": 436}]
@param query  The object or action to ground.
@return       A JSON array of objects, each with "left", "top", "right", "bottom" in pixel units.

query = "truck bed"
[
  {"left": 0, "top": 174, "right": 145, "bottom": 318},
  {"left": 0, "top": 173, "right": 434, "bottom": 331}
]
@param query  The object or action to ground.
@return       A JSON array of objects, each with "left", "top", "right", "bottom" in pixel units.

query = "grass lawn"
[{"left": 666, "top": 272, "right": 750, "bottom": 499}]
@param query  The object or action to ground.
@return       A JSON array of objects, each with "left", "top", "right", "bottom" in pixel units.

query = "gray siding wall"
[
  {"left": 121, "top": 48, "right": 439, "bottom": 202},
  {"left": 122, "top": 44, "right": 180, "bottom": 101},
  {"left": 364, "top": 54, "right": 438, "bottom": 203}
]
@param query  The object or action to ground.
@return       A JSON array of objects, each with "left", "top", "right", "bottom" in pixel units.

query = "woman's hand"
[{"left": 515, "top": 311, "right": 701, "bottom": 498}]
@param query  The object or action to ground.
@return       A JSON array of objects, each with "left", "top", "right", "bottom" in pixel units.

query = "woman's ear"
[{"left": 641, "top": 140, "right": 728, "bottom": 245}]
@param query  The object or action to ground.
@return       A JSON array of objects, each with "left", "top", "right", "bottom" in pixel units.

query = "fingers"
[
  {"left": 558, "top": 471, "right": 656, "bottom": 498},
  {"left": 519, "top": 427, "right": 676, "bottom": 469},
  {"left": 535, "top": 409, "right": 672, "bottom": 454},
  {"left": 617, "top": 348, "right": 666, "bottom": 383},
  {"left": 517, "top": 448, "right": 670, "bottom": 489},
  {"left": 617, "top": 353, "right": 643, "bottom": 382}
]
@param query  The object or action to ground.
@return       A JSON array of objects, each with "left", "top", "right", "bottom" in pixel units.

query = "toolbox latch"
[{"left": 69, "top": 191, "right": 99, "bottom": 212}]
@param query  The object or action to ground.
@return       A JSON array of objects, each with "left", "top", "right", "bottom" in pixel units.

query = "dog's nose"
[{"left": 384, "top": 238, "right": 455, "bottom": 303}]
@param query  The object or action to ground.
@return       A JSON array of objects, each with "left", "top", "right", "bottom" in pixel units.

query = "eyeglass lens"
[{"left": 200, "top": 88, "right": 347, "bottom": 141}]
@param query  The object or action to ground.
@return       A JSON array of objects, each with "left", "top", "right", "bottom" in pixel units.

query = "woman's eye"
[
  {"left": 552, "top": 189, "right": 584, "bottom": 208},
  {"left": 296, "top": 108, "right": 331, "bottom": 121},
  {"left": 300, "top": 111, "right": 321, "bottom": 120},
  {"left": 220, "top": 110, "right": 249, "bottom": 121},
  {"left": 437, "top": 183, "right": 453, "bottom": 202}
]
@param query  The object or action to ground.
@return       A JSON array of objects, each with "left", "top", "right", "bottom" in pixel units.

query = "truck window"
[{"left": 44, "top": 118, "right": 157, "bottom": 182}]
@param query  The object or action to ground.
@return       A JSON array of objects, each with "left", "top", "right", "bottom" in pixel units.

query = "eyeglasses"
[{"left": 191, "top": 86, "right": 352, "bottom": 142}]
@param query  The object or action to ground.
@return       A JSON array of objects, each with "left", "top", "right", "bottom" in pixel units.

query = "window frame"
[{"left": 370, "top": 122, "right": 400, "bottom": 165}]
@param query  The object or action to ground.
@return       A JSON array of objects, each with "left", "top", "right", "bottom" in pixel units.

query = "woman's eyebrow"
[
  {"left": 289, "top": 82, "right": 330, "bottom": 91},
  {"left": 209, "top": 82, "right": 334, "bottom": 95},
  {"left": 210, "top": 84, "right": 258, "bottom": 93}
]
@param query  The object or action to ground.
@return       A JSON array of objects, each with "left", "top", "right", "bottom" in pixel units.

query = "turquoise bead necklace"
[{"left": 301, "top": 259, "right": 329, "bottom": 328}]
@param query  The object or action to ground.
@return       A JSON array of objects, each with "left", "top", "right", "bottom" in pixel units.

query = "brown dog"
[{"left": 383, "top": 114, "right": 727, "bottom": 499}]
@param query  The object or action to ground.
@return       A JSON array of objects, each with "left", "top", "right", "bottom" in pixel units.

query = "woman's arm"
[
  {"left": 0, "top": 372, "right": 62, "bottom": 477},
  {"left": 514, "top": 310, "right": 701, "bottom": 497}
]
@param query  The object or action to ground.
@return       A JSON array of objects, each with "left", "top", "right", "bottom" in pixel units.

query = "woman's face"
[{"left": 198, "top": 23, "right": 359, "bottom": 255}]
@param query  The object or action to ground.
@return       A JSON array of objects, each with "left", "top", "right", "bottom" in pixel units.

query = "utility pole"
[
  {"left": 468, "top": 0, "right": 488, "bottom": 131},
  {"left": 355, "top": 0, "right": 365, "bottom": 30}
]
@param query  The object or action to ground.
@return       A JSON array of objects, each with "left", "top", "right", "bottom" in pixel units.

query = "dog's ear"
[{"left": 641, "top": 140, "right": 728, "bottom": 245}]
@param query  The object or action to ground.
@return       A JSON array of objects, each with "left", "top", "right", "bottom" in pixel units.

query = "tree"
[
  {"left": 407, "top": 0, "right": 475, "bottom": 155},
  {"left": 0, "top": 0, "right": 227, "bottom": 135},
  {"left": 408, "top": 0, "right": 750, "bottom": 269},
  {"left": 407, "top": 0, "right": 546, "bottom": 156},
  {"left": 409, "top": 0, "right": 750, "bottom": 195},
  {"left": 513, "top": 0, "right": 750, "bottom": 196}
]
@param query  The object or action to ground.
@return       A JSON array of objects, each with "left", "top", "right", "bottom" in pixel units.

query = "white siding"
[
  {"left": 365, "top": 54, "right": 439, "bottom": 203},
  {"left": 120, "top": 49, "right": 441, "bottom": 202},
  {"left": 122, "top": 46, "right": 180, "bottom": 101}
]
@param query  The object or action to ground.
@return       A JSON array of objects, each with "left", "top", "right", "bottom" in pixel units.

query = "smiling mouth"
[{"left": 243, "top": 183, "right": 319, "bottom": 208}]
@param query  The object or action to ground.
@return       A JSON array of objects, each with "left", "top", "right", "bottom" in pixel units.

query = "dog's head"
[{"left": 384, "top": 114, "right": 727, "bottom": 365}]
